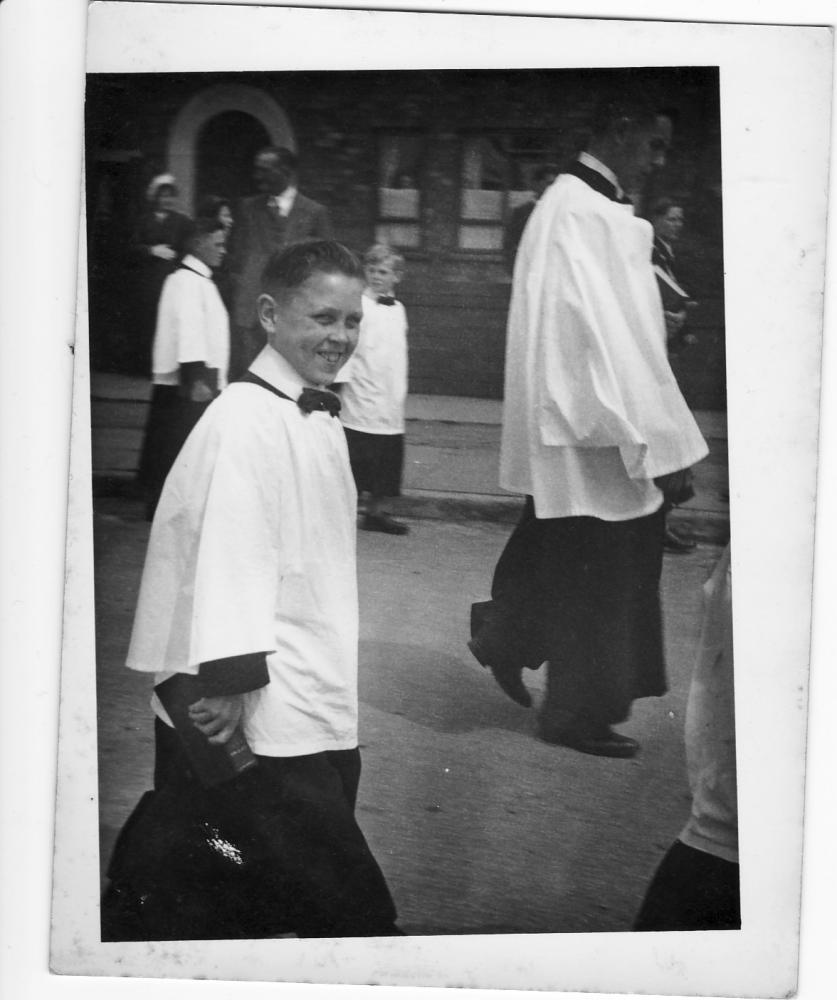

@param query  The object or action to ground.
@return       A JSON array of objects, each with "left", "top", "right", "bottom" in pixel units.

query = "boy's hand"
[
  {"left": 188, "top": 695, "right": 245, "bottom": 745},
  {"left": 189, "top": 380, "right": 214, "bottom": 404}
]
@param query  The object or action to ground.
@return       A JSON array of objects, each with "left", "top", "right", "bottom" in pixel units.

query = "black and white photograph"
[{"left": 2, "top": 2, "right": 835, "bottom": 999}]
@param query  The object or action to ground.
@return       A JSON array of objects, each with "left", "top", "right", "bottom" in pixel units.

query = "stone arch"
[{"left": 166, "top": 84, "right": 295, "bottom": 212}]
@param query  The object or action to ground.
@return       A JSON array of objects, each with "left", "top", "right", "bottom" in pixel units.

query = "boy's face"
[
  {"left": 191, "top": 229, "right": 226, "bottom": 271},
  {"left": 258, "top": 271, "right": 364, "bottom": 386},
  {"left": 364, "top": 260, "right": 400, "bottom": 298}
]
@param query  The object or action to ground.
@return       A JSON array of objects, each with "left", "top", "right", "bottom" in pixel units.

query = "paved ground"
[
  {"left": 91, "top": 372, "right": 730, "bottom": 541},
  {"left": 95, "top": 494, "right": 725, "bottom": 937}
]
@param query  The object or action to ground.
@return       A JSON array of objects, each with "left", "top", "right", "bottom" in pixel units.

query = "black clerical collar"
[{"left": 564, "top": 159, "right": 633, "bottom": 205}]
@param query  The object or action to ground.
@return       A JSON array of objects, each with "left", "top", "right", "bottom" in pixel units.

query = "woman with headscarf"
[{"left": 128, "top": 174, "right": 193, "bottom": 374}]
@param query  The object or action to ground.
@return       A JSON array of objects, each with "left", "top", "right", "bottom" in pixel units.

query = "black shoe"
[
  {"left": 663, "top": 527, "right": 697, "bottom": 554},
  {"left": 362, "top": 513, "right": 409, "bottom": 535},
  {"left": 467, "top": 639, "right": 532, "bottom": 708},
  {"left": 538, "top": 727, "right": 639, "bottom": 758}
]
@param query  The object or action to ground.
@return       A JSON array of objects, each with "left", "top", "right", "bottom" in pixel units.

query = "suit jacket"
[
  {"left": 228, "top": 192, "right": 334, "bottom": 328},
  {"left": 503, "top": 200, "right": 536, "bottom": 272}
]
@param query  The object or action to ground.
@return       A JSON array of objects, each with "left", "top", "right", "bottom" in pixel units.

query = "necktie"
[
  {"left": 297, "top": 387, "right": 341, "bottom": 417},
  {"left": 377, "top": 295, "right": 396, "bottom": 306}
]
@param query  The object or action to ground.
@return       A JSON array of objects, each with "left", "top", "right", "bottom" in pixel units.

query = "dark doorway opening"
[{"left": 195, "top": 111, "right": 272, "bottom": 204}]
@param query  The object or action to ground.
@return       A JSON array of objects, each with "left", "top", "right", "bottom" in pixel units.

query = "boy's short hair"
[
  {"left": 260, "top": 239, "right": 364, "bottom": 297},
  {"left": 363, "top": 243, "right": 405, "bottom": 276},
  {"left": 184, "top": 206, "right": 226, "bottom": 252},
  {"left": 195, "top": 194, "right": 232, "bottom": 224}
]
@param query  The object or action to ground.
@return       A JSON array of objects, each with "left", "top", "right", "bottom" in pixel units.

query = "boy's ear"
[{"left": 257, "top": 293, "right": 278, "bottom": 334}]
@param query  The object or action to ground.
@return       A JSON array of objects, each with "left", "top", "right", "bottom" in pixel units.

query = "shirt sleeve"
[
  {"left": 127, "top": 400, "right": 286, "bottom": 673},
  {"left": 198, "top": 651, "right": 271, "bottom": 697},
  {"left": 174, "top": 273, "right": 213, "bottom": 365}
]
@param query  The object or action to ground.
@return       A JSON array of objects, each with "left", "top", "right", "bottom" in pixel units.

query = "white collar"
[
  {"left": 249, "top": 344, "right": 313, "bottom": 396},
  {"left": 578, "top": 151, "right": 625, "bottom": 200},
  {"left": 268, "top": 186, "right": 298, "bottom": 216},
  {"left": 180, "top": 253, "right": 212, "bottom": 278}
]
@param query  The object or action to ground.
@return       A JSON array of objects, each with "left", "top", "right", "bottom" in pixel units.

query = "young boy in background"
[
  {"left": 337, "top": 244, "right": 410, "bottom": 535},
  {"left": 102, "top": 240, "right": 400, "bottom": 941}
]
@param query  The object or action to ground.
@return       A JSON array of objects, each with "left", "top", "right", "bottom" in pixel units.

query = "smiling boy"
[{"left": 103, "top": 241, "right": 400, "bottom": 940}]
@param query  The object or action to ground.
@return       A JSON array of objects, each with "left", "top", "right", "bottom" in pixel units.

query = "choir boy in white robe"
[
  {"left": 102, "top": 240, "right": 400, "bottom": 940},
  {"left": 469, "top": 90, "right": 708, "bottom": 758},
  {"left": 135, "top": 209, "right": 230, "bottom": 520}
]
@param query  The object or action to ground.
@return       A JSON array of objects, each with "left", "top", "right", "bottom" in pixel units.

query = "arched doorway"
[
  {"left": 195, "top": 111, "right": 270, "bottom": 204},
  {"left": 166, "top": 84, "right": 295, "bottom": 212}
]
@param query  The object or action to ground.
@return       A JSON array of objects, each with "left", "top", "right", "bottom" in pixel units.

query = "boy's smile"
[{"left": 259, "top": 271, "right": 364, "bottom": 387}]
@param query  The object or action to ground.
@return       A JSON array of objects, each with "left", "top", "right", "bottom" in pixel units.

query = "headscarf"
[{"left": 146, "top": 173, "right": 177, "bottom": 204}]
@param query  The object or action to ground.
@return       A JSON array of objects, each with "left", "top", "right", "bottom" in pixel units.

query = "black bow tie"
[
  {"left": 377, "top": 295, "right": 396, "bottom": 306},
  {"left": 297, "top": 387, "right": 341, "bottom": 417}
]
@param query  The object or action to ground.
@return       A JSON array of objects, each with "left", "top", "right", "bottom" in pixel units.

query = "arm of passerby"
[
  {"left": 149, "top": 243, "right": 177, "bottom": 261},
  {"left": 188, "top": 651, "right": 271, "bottom": 744}
]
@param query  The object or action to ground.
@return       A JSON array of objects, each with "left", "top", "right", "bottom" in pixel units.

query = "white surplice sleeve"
[
  {"left": 126, "top": 397, "right": 284, "bottom": 674},
  {"left": 513, "top": 179, "right": 708, "bottom": 480}
]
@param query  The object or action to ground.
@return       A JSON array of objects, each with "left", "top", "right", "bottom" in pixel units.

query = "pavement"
[
  {"left": 91, "top": 370, "right": 731, "bottom": 935},
  {"left": 90, "top": 372, "right": 729, "bottom": 542},
  {"left": 94, "top": 496, "right": 726, "bottom": 936}
]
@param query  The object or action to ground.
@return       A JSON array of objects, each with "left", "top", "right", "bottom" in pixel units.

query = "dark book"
[{"left": 154, "top": 673, "right": 257, "bottom": 788}]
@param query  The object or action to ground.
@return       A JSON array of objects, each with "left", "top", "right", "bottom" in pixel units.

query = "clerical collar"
[
  {"left": 268, "top": 186, "right": 298, "bottom": 217},
  {"left": 577, "top": 151, "right": 626, "bottom": 201},
  {"left": 179, "top": 254, "right": 212, "bottom": 279}
]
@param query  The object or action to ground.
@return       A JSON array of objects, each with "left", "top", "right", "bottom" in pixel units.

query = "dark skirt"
[
  {"left": 344, "top": 428, "right": 404, "bottom": 498},
  {"left": 633, "top": 839, "right": 741, "bottom": 931},
  {"left": 136, "top": 385, "right": 211, "bottom": 518},
  {"left": 471, "top": 498, "right": 666, "bottom": 731},
  {"left": 101, "top": 719, "right": 399, "bottom": 941}
]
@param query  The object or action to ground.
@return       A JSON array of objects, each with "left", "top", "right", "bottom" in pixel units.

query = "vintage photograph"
[
  {"left": 86, "top": 64, "right": 731, "bottom": 943},
  {"left": 43, "top": 4, "right": 831, "bottom": 996}
]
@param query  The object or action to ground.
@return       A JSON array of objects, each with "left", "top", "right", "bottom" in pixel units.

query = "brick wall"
[{"left": 86, "top": 68, "right": 725, "bottom": 406}]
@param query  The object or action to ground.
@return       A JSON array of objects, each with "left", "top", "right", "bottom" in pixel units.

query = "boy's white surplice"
[
  {"left": 151, "top": 253, "right": 231, "bottom": 388},
  {"left": 126, "top": 346, "right": 359, "bottom": 757},
  {"left": 500, "top": 172, "right": 709, "bottom": 521}
]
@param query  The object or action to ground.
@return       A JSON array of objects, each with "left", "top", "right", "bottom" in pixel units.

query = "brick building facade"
[{"left": 86, "top": 67, "right": 725, "bottom": 407}]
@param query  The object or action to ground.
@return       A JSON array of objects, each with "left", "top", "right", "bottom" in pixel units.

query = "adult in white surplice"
[{"left": 469, "top": 91, "right": 708, "bottom": 759}]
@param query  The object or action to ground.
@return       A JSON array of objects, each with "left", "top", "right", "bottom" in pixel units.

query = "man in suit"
[
  {"left": 469, "top": 90, "right": 708, "bottom": 758},
  {"left": 227, "top": 146, "right": 334, "bottom": 377},
  {"left": 650, "top": 196, "right": 700, "bottom": 554},
  {"left": 502, "top": 163, "right": 558, "bottom": 272}
]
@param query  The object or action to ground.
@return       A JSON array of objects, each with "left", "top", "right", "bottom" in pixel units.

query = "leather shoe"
[
  {"left": 467, "top": 639, "right": 532, "bottom": 708},
  {"left": 663, "top": 527, "right": 696, "bottom": 554},
  {"left": 538, "top": 727, "right": 639, "bottom": 758},
  {"left": 362, "top": 513, "right": 409, "bottom": 535}
]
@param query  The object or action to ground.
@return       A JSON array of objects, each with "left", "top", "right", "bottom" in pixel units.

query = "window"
[
  {"left": 375, "top": 133, "right": 425, "bottom": 249},
  {"left": 458, "top": 132, "right": 561, "bottom": 251}
]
